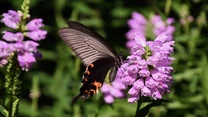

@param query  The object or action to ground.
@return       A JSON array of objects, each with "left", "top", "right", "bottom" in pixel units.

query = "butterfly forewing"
[
  {"left": 67, "top": 21, "right": 117, "bottom": 54},
  {"left": 58, "top": 21, "right": 117, "bottom": 66}
]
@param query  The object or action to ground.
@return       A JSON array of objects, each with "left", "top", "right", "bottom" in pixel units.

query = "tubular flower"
[
  {"left": 126, "top": 12, "right": 175, "bottom": 52},
  {"left": 151, "top": 15, "right": 175, "bottom": 41},
  {"left": 116, "top": 32, "right": 174, "bottom": 103},
  {"left": 0, "top": 10, "right": 47, "bottom": 71},
  {"left": 126, "top": 12, "right": 147, "bottom": 50},
  {"left": 1, "top": 10, "right": 22, "bottom": 29},
  {"left": 101, "top": 78, "right": 126, "bottom": 103}
]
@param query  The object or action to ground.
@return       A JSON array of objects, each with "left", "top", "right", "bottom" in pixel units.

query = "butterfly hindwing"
[
  {"left": 82, "top": 58, "right": 114, "bottom": 95},
  {"left": 72, "top": 57, "right": 115, "bottom": 103}
]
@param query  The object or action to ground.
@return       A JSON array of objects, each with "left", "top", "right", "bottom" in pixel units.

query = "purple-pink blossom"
[
  {"left": 0, "top": 41, "right": 14, "bottom": 67},
  {"left": 151, "top": 15, "right": 175, "bottom": 41},
  {"left": 101, "top": 78, "right": 126, "bottom": 103},
  {"left": 116, "top": 32, "right": 174, "bottom": 103},
  {"left": 101, "top": 12, "right": 175, "bottom": 104},
  {"left": 26, "top": 18, "right": 44, "bottom": 31},
  {"left": 0, "top": 10, "right": 47, "bottom": 71},
  {"left": 126, "top": 12, "right": 147, "bottom": 50},
  {"left": 26, "top": 30, "right": 47, "bottom": 41},
  {"left": 126, "top": 12, "right": 175, "bottom": 52},
  {"left": 17, "top": 52, "right": 36, "bottom": 71},
  {"left": 2, "top": 31, "right": 24, "bottom": 42},
  {"left": 1, "top": 10, "right": 22, "bottom": 29},
  {"left": 23, "top": 41, "right": 39, "bottom": 52}
]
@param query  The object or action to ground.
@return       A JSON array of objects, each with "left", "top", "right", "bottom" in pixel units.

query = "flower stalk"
[
  {"left": 30, "top": 76, "right": 40, "bottom": 117},
  {"left": 135, "top": 99, "right": 142, "bottom": 117},
  {"left": 0, "top": 0, "right": 47, "bottom": 116},
  {"left": 4, "top": 53, "right": 21, "bottom": 117}
]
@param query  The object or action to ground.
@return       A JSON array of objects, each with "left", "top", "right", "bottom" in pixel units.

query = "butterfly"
[{"left": 58, "top": 21, "right": 123, "bottom": 103}]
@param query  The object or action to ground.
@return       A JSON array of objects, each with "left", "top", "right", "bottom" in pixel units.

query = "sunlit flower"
[
  {"left": 126, "top": 12, "right": 175, "bottom": 52},
  {"left": 151, "top": 15, "right": 175, "bottom": 41},
  {"left": 1, "top": 10, "right": 22, "bottom": 29},
  {"left": 0, "top": 41, "right": 14, "bottom": 67},
  {"left": 126, "top": 12, "right": 147, "bottom": 50},
  {"left": 26, "top": 30, "right": 47, "bottom": 41},
  {"left": 17, "top": 52, "right": 36, "bottom": 71},
  {"left": 26, "top": 18, "right": 44, "bottom": 31},
  {"left": 101, "top": 78, "right": 126, "bottom": 103},
  {"left": 0, "top": 10, "right": 47, "bottom": 71},
  {"left": 2, "top": 31, "right": 24, "bottom": 42},
  {"left": 23, "top": 41, "right": 39, "bottom": 52},
  {"left": 116, "top": 32, "right": 174, "bottom": 103}
]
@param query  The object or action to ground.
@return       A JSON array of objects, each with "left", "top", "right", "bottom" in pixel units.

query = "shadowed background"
[{"left": 0, "top": 0, "right": 208, "bottom": 117}]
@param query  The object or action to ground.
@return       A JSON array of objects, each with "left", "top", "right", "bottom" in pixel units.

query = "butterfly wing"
[
  {"left": 58, "top": 21, "right": 118, "bottom": 66},
  {"left": 72, "top": 57, "right": 115, "bottom": 103}
]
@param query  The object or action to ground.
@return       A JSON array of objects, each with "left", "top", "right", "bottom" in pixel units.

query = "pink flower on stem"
[
  {"left": 117, "top": 32, "right": 174, "bottom": 103},
  {"left": 0, "top": 10, "right": 47, "bottom": 71},
  {"left": 1, "top": 10, "right": 22, "bottom": 29}
]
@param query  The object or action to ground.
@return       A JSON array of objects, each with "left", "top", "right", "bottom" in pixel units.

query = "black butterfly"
[{"left": 58, "top": 21, "right": 123, "bottom": 103}]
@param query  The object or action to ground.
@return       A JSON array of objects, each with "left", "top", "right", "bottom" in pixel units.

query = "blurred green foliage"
[{"left": 0, "top": 0, "right": 208, "bottom": 117}]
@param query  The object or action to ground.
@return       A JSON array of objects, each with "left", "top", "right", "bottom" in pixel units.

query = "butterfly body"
[{"left": 58, "top": 21, "right": 123, "bottom": 103}]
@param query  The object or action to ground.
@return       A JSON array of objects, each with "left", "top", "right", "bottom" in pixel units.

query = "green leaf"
[
  {"left": 136, "top": 102, "right": 163, "bottom": 117},
  {"left": 200, "top": 55, "right": 208, "bottom": 91},
  {"left": 200, "top": 55, "right": 208, "bottom": 104},
  {"left": 0, "top": 105, "right": 8, "bottom": 117}
]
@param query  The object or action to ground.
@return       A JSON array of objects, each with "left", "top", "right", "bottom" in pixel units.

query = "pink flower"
[
  {"left": 0, "top": 10, "right": 47, "bottom": 71},
  {"left": 101, "top": 78, "right": 125, "bottom": 104},
  {"left": 151, "top": 15, "right": 175, "bottom": 40},
  {"left": 126, "top": 12, "right": 147, "bottom": 50},
  {"left": 26, "top": 18, "right": 44, "bottom": 31},
  {"left": 116, "top": 33, "right": 174, "bottom": 103},
  {"left": 26, "top": 30, "right": 47, "bottom": 41},
  {"left": 17, "top": 52, "right": 36, "bottom": 71},
  {"left": 1, "top": 10, "right": 22, "bottom": 29},
  {"left": 2, "top": 31, "right": 24, "bottom": 42}
]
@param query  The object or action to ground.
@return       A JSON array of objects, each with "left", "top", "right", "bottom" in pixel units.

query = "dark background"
[{"left": 0, "top": 0, "right": 208, "bottom": 117}]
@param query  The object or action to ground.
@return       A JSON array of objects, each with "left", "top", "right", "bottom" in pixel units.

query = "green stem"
[
  {"left": 31, "top": 76, "right": 39, "bottom": 117},
  {"left": 5, "top": 53, "right": 21, "bottom": 117},
  {"left": 31, "top": 98, "right": 38, "bottom": 117},
  {"left": 21, "top": 0, "right": 30, "bottom": 20},
  {"left": 165, "top": 0, "right": 171, "bottom": 16},
  {"left": 8, "top": 95, "right": 13, "bottom": 117},
  {"left": 19, "top": 0, "right": 30, "bottom": 32},
  {"left": 70, "top": 9, "right": 79, "bottom": 21},
  {"left": 135, "top": 99, "right": 143, "bottom": 117}
]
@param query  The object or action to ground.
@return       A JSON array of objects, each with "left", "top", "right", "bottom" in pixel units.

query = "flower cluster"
[
  {"left": 101, "top": 12, "right": 175, "bottom": 104},
  {"left": 126, "top": 12, "right": 175, "bottom": 51},
  {"left": 116, "top": 32, "right": 174, "bottom": 103},
  {"left": 0, "top": 10, "right": 47, "bottom": 71},
  {"left": 126, "top": 12, "right": 147, "bottom": 49},
  {"left": 151, "top": 15, "right": 175, "bottom": 41},
  {"left": 101, "top": 78, "right": 126, "bottom": 103}
]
